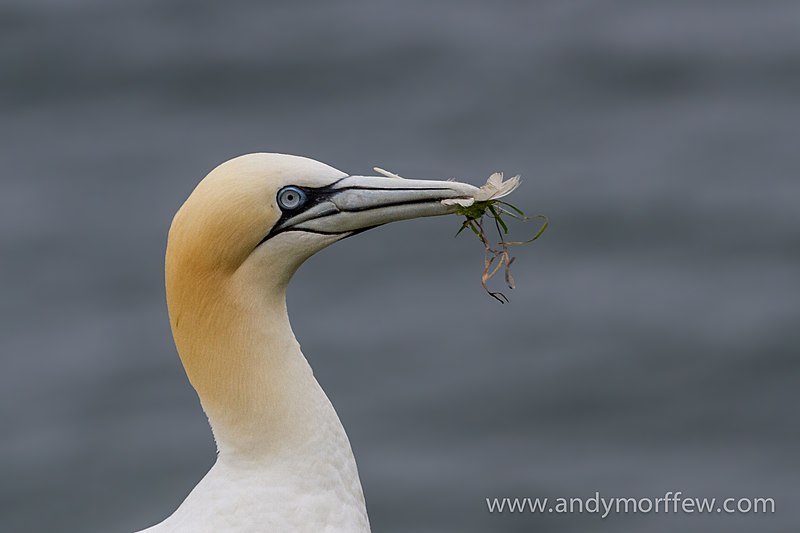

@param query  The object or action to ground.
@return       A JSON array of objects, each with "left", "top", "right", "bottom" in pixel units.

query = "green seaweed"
[{"left": 455, "top": 200, "right": 548, "bottom": 303}]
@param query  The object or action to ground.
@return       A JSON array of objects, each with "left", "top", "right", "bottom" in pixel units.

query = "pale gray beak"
[{"left": 274, "top": 175, "right": 479, "bottom": 236}]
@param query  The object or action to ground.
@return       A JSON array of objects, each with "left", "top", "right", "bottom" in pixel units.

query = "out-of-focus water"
[{"left": 1, "top": 1, "right": 798, "bottom": 532}]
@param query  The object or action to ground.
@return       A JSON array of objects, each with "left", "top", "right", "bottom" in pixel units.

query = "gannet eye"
[{"left": 277, "top": 186, "right": 307, "bottom": 210}]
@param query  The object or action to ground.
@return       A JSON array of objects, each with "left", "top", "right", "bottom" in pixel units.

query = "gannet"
[{"left": 134, "top": 153, "right": 478, "bottom": 533}]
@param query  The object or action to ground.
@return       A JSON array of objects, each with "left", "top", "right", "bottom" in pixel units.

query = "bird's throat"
[{"left": 166, "top": 252, "right": 334, "bottom": 458}]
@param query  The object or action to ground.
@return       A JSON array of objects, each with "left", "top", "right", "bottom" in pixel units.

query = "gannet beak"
[{"left": 267, "top": 175, "right": 480, "bottom": 239}]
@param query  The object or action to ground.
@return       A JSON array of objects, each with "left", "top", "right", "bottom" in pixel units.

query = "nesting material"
[{"left": 375, "top": 168, "right": 549, "bottom": 303}]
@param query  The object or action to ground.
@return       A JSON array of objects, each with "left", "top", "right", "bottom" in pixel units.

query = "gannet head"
[
  {"left": 167, "top": 153, "right": 478, "bottom": 286},
  {"left": 164, "top": 153, "right": 478, "bottom": 439}
]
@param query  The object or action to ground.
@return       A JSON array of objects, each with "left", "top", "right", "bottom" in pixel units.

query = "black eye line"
[
  {"left": 256, "top": 176, "right": 351, "bottom": 249},
  {"left": 275, "top": 177, "right": 350, "bottom": 212}
]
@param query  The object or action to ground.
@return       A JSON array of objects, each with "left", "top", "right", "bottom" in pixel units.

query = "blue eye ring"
[{"left": 277, "top": 186, "right": 307, "bottom": 210}]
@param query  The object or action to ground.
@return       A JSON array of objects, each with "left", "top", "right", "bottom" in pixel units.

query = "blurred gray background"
[{"left": 1, "top": 1, "right": 798, "bottom": 532}]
